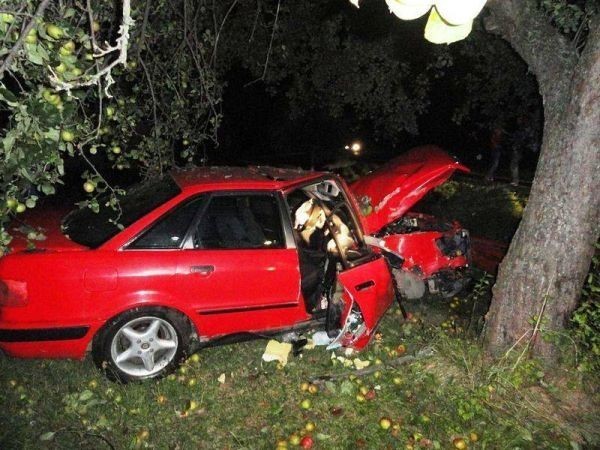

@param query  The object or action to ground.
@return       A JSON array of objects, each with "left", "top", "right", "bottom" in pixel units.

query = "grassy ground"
[{"left": 1, "top": 178, "right": 598, "bottom": 450}]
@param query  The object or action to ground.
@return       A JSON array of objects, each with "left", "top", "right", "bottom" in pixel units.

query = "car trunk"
[{"left": 7, "top": 208, "right": 88, "bottom": 253}]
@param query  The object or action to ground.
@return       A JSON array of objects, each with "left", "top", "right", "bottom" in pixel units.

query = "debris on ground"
[{"left": 262, "top": 340, "right": 293, "bottom": 366}]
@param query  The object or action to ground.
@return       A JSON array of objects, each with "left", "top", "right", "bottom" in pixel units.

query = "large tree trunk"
[{"left": 483, "top": 0, "right": 600, "bottom": 361}]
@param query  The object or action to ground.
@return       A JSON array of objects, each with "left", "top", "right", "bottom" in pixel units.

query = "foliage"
[
  {"left": 571, "top": 243, "right": 600, "bottom": 371},
  {"left": 417, "top": 179, "right": 527, "bottom": 242},
  {"left": 224, "top": 0, "right": 432, "bottom": 140},
  {"left": 0, "top": 0, "right": 223, "bottom": 248},
  {"left": 447, "top": 31, "right": 542, "bottom": 135},
  {"left": 540, "top": 0, "right": 598, "bottom": 48}
]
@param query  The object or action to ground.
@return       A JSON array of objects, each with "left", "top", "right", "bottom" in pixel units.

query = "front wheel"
[{"left": 92, "top": 307, "right": 191, "bottom": 382}]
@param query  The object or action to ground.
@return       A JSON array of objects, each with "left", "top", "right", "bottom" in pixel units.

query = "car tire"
[
  {"left": 393, "top": 269, "right": 426, "bottom": 300},
  {"left": 92, "top": 307, "right": 192, "bottom": 383}
]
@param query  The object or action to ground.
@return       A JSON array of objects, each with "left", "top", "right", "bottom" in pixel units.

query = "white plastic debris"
[{"left": 312, "top": 331, "right": 333, "bottom": 346}]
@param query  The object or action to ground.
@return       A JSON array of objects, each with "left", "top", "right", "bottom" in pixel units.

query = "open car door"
[
  {"left": 288, "top": 179, "right": 397, "bottom": 350},
  {"left": 333, "top": 255, "right": 395, "bottom": 349}
]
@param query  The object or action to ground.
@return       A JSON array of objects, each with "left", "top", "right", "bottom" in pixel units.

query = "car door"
[
  {"left": 287, "top": 179, "right": 397, "bottom": 350},
  {"left": 175, "top": 192, "right": 305, "bottom": 337},
  {"left": 325, "top": 199, "right": 396, "bottom": 349}
]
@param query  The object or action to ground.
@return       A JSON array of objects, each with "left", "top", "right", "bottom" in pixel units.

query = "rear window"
[{"left": 61, "top": 176, "right": 182, "bottom": 248}]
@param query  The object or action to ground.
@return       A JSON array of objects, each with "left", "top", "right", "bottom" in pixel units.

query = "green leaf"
[
  {"left": 79, "top": 390, "right": 94, "bottom": 401},
  {"left": 0, "top": 87, "right": 18, "bottom": 106},
  {"left": 25, "top": 44, "right": 45, "bottom": 65},
  {"left": 39, "top": 431, "right": 55, "bottom": 441},
  {"left": 44, "top": 128, "right": 60, "bottom": 142},
  {"left": 41, "top": 183, "right": 55, "bottom": 195},
  {"left": 2, "top": 132, "right": 16, "bottom": 152}
]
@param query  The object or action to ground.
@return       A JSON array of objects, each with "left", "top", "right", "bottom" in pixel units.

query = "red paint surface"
[
  {"left": 0, "top": 169, "right": 394, "bottom": 359},
  {"left": 350, "top": 145, "right": 469, "bottom": 235}
]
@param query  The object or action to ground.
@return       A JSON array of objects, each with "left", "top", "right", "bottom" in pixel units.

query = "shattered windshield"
[{"left": 62, "top": 176, "right": 182, "bottom": 248}]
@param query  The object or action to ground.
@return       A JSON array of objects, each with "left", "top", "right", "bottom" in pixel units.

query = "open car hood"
[{"left": 350, "top": 145, "right": 469, "bottom": 235}]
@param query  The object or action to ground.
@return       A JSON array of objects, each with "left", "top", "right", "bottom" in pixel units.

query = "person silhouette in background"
[{"left": 485, "top": 126, "right": 504, "bottom": 181}]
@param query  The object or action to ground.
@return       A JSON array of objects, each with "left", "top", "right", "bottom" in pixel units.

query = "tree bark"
[{"left": 483, "top": 0, "right": 600, "bottom": 361}]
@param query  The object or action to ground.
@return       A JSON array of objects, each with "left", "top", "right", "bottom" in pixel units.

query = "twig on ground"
[{"left": 309, "top": 347, "right": 434, "bottom": 383}]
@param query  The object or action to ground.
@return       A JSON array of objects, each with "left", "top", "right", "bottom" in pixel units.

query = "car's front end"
[{"left": 349, "top": 145, "right": 472, "bottom": 299}]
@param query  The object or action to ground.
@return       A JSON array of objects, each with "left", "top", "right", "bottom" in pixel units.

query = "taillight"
[{"left": 0, "top": 279, "right": 28, "bottom": 307}]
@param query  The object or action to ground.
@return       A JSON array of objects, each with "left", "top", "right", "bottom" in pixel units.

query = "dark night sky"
[{"left": 210, "top": 1, "right": 540, "bottom": 180}]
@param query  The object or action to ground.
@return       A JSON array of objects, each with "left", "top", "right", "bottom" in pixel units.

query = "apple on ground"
[
  {"left": 379, "top": 417, "right": 392, "bottom": 430},
  {"left": 453, "top": 437, "right": 468, "bottom": 449},
  {"left": 300, "top": 399, "right": 311, "bottom": 409},
  {"left": 299, "top": 436, "right": 313, "bottom": 449}
]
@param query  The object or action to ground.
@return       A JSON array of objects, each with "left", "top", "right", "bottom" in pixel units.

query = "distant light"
[
  {"left": 351, "top": 142, "right": 361, "bottom": 152},
  {"left": 344, "top": 145, "right": 350, "bottom": 150}
]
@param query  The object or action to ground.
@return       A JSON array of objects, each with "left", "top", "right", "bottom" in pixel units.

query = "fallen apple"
[
  {"left": 300, "top": 399, "right": 311, "bottom": 409},
  {"left": 308, "top": 384, "right": 318, "bottom": 394},
  {"left": 16, "top": 203, "right": 27, "bottom": 213},
  {"left": 453, "top": 437, "right": 468, "bottom": 449},
  {"left": 379, "top": 417, "right": 392, "bottom": 430},
  {"left": 304, "top": 422, "right": 316, "bottom": 432},
  {"left": 469, "top": 432, "right": 479, "bottom": 442},
  {"left": 299, "top": 436, "right": 313, "bottom": 449},
  {"left": 300, "top": 382, "right": 310, "bottom": 391}
]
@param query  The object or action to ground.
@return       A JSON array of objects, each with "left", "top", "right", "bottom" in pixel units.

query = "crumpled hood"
[
  {"left": 7, "top": 208, "right": 88, "bottom": 253},
  {"left": 350, "top": 145, "right": 469, "bottom": 235}
]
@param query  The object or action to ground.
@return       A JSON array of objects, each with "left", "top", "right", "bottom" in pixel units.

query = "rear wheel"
[{"left": 92, "top": 307, "right": 191, "bottom": 382}]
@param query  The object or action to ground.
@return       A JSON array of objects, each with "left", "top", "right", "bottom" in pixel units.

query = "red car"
[
  {"left": 350, "top": 146, "right": 471, "bottom": 299},
  {"left": 0, "top": 167, "right": 396, "bottom": 381}
]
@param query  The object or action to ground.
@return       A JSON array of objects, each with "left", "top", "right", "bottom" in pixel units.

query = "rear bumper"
[
  {"left": 0, "top": 326, "right": 91, "bottom": 359},
  {"left": 0, "top": 326, "right": 89, "bottom": 342}
]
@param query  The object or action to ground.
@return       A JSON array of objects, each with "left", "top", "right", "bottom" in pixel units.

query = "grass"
[
  {"left": 1, "top": 296, "right": 598, "bottom": 449},
  {"left": 416, "top": 177, "right": 529, "bottom": 242},
  {"left": 1, "top": 178, "right": 598, "bottom": 449}
]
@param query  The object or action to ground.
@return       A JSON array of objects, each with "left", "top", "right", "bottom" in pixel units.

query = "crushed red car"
[
  {"left": 350, "top": 146, "right": 472, "bottom": 299},
  {"left": 0, "top": 167, "right": 397, "bottom": 381}
]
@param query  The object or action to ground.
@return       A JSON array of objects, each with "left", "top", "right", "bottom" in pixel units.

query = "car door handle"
[
  {"left": 190, "top": 265, "right": 214, "bottom": 276},
  {"left": 355, "top": 280, "right": 375, "bottom": 291}
]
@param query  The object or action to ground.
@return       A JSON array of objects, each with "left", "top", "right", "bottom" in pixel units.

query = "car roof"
[{"left": 170, "top": 166, "right": 329, "bottom": 191}]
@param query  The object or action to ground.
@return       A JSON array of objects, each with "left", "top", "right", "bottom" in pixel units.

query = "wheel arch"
[{"left": 86, "top": 301, "right": 199, "bottom": 353}]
